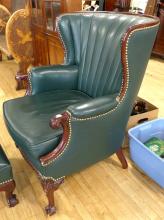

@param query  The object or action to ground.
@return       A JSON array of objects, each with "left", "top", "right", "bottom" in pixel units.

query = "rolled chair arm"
[
  {"left": 67, "top": 93, "right": 119, "bottom": 119},
  {"left": 40, "top": 93, "right": 119, "bottom": 166},
  {"left": 40, "top": 112, "right": 70, "bottom": 166},
  {"left": 29, "top": 65, "right": 79, "bottom": 95}
]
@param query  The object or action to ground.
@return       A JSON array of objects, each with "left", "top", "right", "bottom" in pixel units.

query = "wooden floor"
[{"left": 0, "top": 58, "right": 164, "bottom": 220}]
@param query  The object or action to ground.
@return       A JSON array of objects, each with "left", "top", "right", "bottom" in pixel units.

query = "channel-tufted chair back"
[{"left": 57, "top": 13, "right": 155, "bottom": 97}]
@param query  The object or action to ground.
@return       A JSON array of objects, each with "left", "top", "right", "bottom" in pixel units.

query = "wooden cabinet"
[
  {"left": 105, "top": 0, "right": 131, "bottom": 11},
  {"left": 32, "top": 27, "right": 49, "bottom": 65},
  {"left": 105, "top": 0, "right": 117, "bottom": 11},
  {"left": 28, "top": 0, "right": 82, "bottom": 66},
  {"left": 152, "top": 1, "right": 164, "bottom": 58}
]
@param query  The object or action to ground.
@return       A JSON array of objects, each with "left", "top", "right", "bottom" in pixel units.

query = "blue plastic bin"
[{"left": 128, "top": 118, "right": 164, "bottom": 188}]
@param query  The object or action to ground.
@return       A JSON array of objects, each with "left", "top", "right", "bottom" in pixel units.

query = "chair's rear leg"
[
  {"left": 116, "top": 148, "right": 128, "bottom": 169},
  {"left": 41, "top": 178, "right": 64, "bottom": 216}
]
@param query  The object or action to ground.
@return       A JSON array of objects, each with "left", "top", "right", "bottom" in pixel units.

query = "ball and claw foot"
[
  {"left": 45, "top": 205, "right": 56, "bottom": 216},
  {"left": 7, "top": 194, "right": 19, "bottom": 207}
]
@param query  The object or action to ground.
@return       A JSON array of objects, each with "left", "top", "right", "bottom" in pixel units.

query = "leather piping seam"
[
  {"left": 0, "top": 179, "right": 13, "bottom": 186},
  {"left": 39, "top": 172, "right": 65, "bottom": 182},
  {"left": 41, "top": 22, "right": 159, "bottom": 166},
  {"left": 56, "top": 16, "right": 68, "bottom": 64},
  {"left": 28, "top": 70, "right": 32, "bottom": 95}
]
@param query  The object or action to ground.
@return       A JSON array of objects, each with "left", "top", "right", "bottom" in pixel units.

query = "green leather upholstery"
[
  {"left": 30, "top": 65, "right": 78, "bottom": 95},
  {"left": 3, "top": 13, "right": 159, "bottom": 180},
  {"left": 0, "top": 145, "right": 13, "bottom": 184},
  {"left": 4, "top": 90, "right": 91, "bottom": 159}
]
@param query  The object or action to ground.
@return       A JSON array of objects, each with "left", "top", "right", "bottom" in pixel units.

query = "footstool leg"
[
  {"left": 5, "top": 180, "right": 18, "bottom": 207},
  {"left": 0, "top": 180, "right": 19, "bottom": 207},
  {"left": 0, "top": 50, "right": 2, "bottom": 61},
  {"left": 0, "top": 146, "right": 19, "bottom": 207}
]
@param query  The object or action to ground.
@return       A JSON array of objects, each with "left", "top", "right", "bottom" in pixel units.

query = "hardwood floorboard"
[{"left": 0, "top": 58, "right": 164, "bottom": 220}]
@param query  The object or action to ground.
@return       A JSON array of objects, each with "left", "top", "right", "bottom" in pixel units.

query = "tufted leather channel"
[{"left": 58, "top": 13, "right": 156, "bottom": 97}]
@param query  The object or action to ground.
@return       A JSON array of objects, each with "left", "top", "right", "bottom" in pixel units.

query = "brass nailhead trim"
[
  {"left": 39, "top": 171, "right": 65, "bottom": 182},
  {"left": 28, "top": 70, "right": 32, "bottom": 95},
  {"left": 56, "top": 16, "right": 68, "bottom": 64},
  {"left": 0, "top": 179, "right": 13, "bottom": 185}
]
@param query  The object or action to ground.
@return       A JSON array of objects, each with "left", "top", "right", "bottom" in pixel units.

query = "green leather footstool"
[{"left": 0, "top": 145, "right": 18, "bottom": 207}]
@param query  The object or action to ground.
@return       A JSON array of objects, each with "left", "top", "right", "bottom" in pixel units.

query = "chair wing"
[{"left": 57, "top": 13, "right": 159, "bottom": 98}]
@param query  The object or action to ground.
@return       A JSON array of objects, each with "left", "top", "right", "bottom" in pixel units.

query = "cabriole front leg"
[
  {"left": 0, "top": 180, "right": 19, "bottom": 207},
  {"left": 40, "top": 178, "right": 64, "bottom": 216}
]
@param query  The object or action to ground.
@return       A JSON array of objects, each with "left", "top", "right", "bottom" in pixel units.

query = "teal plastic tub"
[{"left": 128, "top": 118, "right": 164, "bottom": 188}]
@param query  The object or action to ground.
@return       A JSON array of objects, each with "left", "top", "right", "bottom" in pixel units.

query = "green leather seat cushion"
[
  {"left": 0, "top": 145, "right": 13, "bottom": 183},
  {"left": 3, "top": 90, "right": 91, "bottom": 159}
]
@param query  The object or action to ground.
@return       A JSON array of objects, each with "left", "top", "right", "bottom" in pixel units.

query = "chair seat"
[
  {"left": 3, "top": 90, "right": 91, "bottom": 159},
  {"left": 0, "top": 145, "right": 13, "bottom": 183}
]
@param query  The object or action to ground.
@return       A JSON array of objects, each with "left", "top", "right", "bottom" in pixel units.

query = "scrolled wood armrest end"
[
  {"left": 50, "top": 112, "right": 68, "bottom": 129},
  {"left": 15, "top": 74, "right": 28, "bottom": 81},
  {"left": 40, "top": 112, "right": 71, "bottom": 166}
]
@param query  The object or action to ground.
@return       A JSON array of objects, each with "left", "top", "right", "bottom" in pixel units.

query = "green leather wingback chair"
[{"left": 3, "top": 12, "right": 159, "bottom": 215}]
